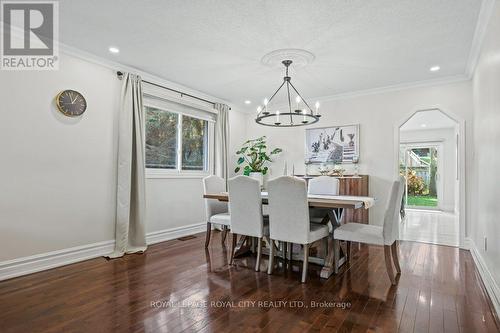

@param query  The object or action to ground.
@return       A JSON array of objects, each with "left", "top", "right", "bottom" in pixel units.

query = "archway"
[{"left": 395, "top": 108, "right": 465, "bottom": 248}]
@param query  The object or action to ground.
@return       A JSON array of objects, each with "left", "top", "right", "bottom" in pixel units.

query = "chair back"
[
  {"left": 267, "top": 176, "right": 310, "bottom": 244},
  {"left": 203, "top": 175, "right": 228, "bottom": 220},
  {"left": 382, "top": 176, "right": 405, "bottom": 245},
  {"left": 228, "top": 176, "right": 264, "bottom": 238},
  {"left": 308, "top": 176, "right": 339, "bottom": 195}
]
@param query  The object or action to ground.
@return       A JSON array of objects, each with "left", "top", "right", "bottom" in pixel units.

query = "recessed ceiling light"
[
  {"left": 430, "top": 66, "right": 440, "bottom": 72},
  {"left": 244, "top": 100, "right": 251, "bottom": 105},
  {"left": 109, "top": 46, "right": 120, "bottom": 54},
  {"left": 421, "top": 124, "right": 427, "bottom": 128}
]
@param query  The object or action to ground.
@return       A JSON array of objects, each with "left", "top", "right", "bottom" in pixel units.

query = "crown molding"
[
  {"left": 58, "top": 42, "right": 233, "bottom": 107},
  {"left": 465, "top": 0, "right": 497, "bottom": 78},
  {"left": 311, "top": 74, "right": 469, "bottom": 103}
]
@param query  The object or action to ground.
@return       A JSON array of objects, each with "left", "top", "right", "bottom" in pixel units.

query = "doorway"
[
  {"left": 397, "top": 109, "right": 461, "bottom": 247},
  {"left": 400, "top": 143, "right": 443, "bottom": 210}
]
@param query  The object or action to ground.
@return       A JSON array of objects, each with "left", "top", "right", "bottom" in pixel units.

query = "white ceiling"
[
  {"left": 57, "top": 0, "right": 483, "bottom": 111},
  {"left": 400, "top": 109, "right": 457, "bottom": 131}
]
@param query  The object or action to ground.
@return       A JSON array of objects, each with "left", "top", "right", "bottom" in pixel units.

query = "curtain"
[
  {"left": 107, "top": 73, "right": 147, "bottom": 258},
  {"left": 214, "top": 103, "right": 229, "bottom": 183}
]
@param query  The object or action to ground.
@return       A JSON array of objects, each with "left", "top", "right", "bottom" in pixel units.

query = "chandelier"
[{"left": 255, "top": 60, "right": 321, "bottom": 127}]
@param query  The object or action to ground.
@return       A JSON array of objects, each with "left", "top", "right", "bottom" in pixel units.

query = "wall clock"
[{"left": 56, "top": 90, "right": 87, "bottom": 117}]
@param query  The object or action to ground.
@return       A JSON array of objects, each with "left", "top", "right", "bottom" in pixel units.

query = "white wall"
[
  {"left": 0, "top": 53, "right": 120, "bottom": 261},
  {"left": 471, "top": 0, "right": 500, "bottom": 303},
  {"left": 0, "top": 50, "right": 248, "bottom": 263},
  {"left": 400, "top": 127, "right": 457, "bottom": 211},
  {"left": 244, "top": 81, "right": 474, "bottom": 227}
]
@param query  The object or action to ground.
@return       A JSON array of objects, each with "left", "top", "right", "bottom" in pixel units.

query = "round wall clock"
[{"left": 56, "top": 90, "right": 87, "bottom": 117}]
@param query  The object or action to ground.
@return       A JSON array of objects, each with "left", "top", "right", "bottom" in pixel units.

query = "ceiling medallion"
[
  {"left": 260, "top": 49, "right": 315, "bottom": 68},
  {"left": 255, "top": 59, "right": 321, "bottom": 127}
]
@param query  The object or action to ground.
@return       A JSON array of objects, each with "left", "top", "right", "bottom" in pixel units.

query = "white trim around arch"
[{"left": 394, "top": 107, "right": 466, "bottom": 249}]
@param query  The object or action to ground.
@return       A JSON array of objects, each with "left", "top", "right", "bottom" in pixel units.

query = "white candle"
[
  {"left": 264, "top": 98, "right": 268, "bottom": 113},
  {"left": 276, "top": 110, "right": 280, "bottom": 123},
  {"left": 302, "top": 109, "right": 307, "bottom": 122},
  {"left": 315, "top": 101, "right": 320, "bottom": 115},
  {"left": 257, "top": 106, "right": 262, "bottom": 114},
  {"left": 295, "top": 96, "right": 301, "bottom": 110}
]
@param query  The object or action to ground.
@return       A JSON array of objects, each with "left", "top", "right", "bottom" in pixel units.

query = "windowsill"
[{"left": 146, "top": 169, "right": 209, "bottom": 179}]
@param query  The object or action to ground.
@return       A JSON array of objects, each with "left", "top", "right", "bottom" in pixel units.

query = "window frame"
[{"left": 144, "top": 102, "right": 214, "bottom": 179}]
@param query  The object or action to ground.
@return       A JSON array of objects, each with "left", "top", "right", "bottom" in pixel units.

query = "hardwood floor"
[{"left": 0, "top": 232, "right": 498, "bottom": 333}]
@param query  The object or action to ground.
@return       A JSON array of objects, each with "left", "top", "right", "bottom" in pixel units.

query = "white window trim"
[{"left": 144, "top": 102, "right": 214, "bottom": 179}]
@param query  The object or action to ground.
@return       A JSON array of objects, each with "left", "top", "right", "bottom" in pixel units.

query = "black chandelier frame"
[{"left": 255, "top": 60, "right": 321, "bottom": 127}]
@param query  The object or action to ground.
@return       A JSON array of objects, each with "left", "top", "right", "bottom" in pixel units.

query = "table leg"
[
  {"left": 320, "top": 208, "right": 345, "bottom": 279},
  {"left": 232, "top": 235, "right": 250, "bottom": 259}
]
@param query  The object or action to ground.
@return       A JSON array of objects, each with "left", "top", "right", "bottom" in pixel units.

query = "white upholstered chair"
[
  {"left": 203, "top": 175, "right": 231, "bottom": 247},
  {"left": 267, "top": 176, "right": 330, "bottom": 282},
  {"left": 308, "top": 176, "right": 340, "bottom": 224},
  {"left": 308, "top": 176, "right": 339, "bottom": 195},
  {"left": 333, "top": 177, "right": 405, "bottom": 284},
  {"left": 228, "top": 176, "right": 269, "bottom": 271}
]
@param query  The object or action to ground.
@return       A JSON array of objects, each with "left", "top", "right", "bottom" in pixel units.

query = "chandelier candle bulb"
[
  {"left": 295, "top": 96, "right": 301, "bottom": 111},
  {"left": 302, "top": 109, "right": 307, "bottom": 123},
  {"left": 276, "top": 111, "right": 280, "bottom": 123}
]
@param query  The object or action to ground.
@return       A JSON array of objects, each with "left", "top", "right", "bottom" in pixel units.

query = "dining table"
[{"left": 203, "top": 191, "right": 375, "bottom": 279}]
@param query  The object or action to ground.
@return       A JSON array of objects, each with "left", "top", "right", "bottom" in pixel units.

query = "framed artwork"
[{"left": 305, "top": 124, "right": 360, "bottom": 164}]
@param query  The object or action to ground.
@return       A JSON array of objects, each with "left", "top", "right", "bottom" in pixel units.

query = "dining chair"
[
  {"left": 228, "top": 176, "right": 269, "bottom": 271},
  {"left": 308, "top": 176, "right": 339, "bottom": 195},
  {"left": 308, "top": 176, "right": 340, "bottom": 225},
  {"left": 267, "top": 176, "right": 330, "bottom": 283},
  {"left": 203, "top": 175, "right": 231, "bottom": 247},
  {"left": 333, "top": 176, "right": 405, "bottom": 285}
]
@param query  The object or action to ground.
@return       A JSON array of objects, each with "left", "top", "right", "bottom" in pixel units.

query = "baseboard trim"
[
  {"left": 467, "top": 237, "right": 500, "bottom": 318},
  {"left": 0, "top": 240, "right": 115, "bottom": 282},
  {"left": 0, "top": 222, "right": 207, "bottom": 282},
  {"left": 146, "top": 222, "right": 206, "bottom": 245}
]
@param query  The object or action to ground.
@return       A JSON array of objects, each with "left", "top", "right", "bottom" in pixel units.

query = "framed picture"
[{"left": 305, "top": 124, "right": 360, "bottom": 164}]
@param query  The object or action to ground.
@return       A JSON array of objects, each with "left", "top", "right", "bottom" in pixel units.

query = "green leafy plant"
[
  {"left": 401, "top": 169, "right": 427, "bottom": 195},
  {"left": 234, "top": 136, "right": 282, "bottom": 175}
]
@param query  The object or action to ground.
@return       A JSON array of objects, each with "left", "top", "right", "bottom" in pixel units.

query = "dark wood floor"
[{"left": 0, "top": 232, "right": 498, "bottom": 333}]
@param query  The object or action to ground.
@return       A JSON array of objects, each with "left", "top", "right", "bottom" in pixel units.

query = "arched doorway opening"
[{"left": 396, "top": 108, "right": 464, "bottom": 247}]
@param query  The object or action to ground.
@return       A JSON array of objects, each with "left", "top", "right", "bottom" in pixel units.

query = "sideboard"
[{"left": 295, "top": 175, "right": 369, "bottom": 224}]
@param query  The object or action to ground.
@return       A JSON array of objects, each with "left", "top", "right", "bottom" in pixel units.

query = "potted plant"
[{"left": 234, "top": 136, "right": 282, "bottom": 186}]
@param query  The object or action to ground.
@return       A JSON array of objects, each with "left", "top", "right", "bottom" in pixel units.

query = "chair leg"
[
  {"left": 267, "top": 239, "right": 275, "bottom": 275},
  {"left": 221, "top": 226, "right": 228, "bottom": 246},
  {"left": 205, "top": 223, "right": 212, "bottom": 248},
  {"left": 346, "top": 241, "right": 351, "bottom": 262},
  {"left": 391, "top": 241, "right": 401, "bottom": 274},
  {"left": 334, "top": 239, "right": 340, "bottom": 274},
  {"left": 384, "top": 245, "right": 396, "bottom": 285},
  {"left": 230, "top": 233, "right": 237, "bottom": 265},
  {"left": 255, "top": 237, "right": 262, "bottom": 272},
  {"left": 301, "top": 244, "right": 310, "bottom": 283}
]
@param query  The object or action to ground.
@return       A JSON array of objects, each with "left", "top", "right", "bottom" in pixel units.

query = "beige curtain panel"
[
  {"left": 107, "top": 73, "right": 147, "bottom": 258},
  {"left": 214, "top": 103, "right": 229, "bottom": 184}
]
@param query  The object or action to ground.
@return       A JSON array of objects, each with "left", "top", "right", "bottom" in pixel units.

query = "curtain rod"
[{"left": 117, "top": 71, "right": 227, "bottom": 109}]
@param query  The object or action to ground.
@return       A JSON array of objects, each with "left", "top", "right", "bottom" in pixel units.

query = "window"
[
  {"left": 145, "top": 107, "right": 178, "bottom": 169},
  {"left": 145, "top": 105, "right": 210, "bottom": 173},
  {"left": 181, "top": 115, "right": 208, "bottom": 171}
]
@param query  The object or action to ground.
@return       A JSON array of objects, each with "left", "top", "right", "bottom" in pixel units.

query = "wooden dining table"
[{"left": 203, "top": 192, "right": 375, "bottom": 279}]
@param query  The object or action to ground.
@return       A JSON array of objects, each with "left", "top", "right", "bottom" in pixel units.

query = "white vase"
[{"left": 249, "top": 172, "right": 264, "bottom": 187}]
